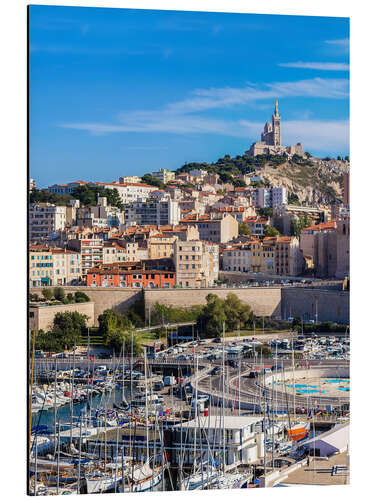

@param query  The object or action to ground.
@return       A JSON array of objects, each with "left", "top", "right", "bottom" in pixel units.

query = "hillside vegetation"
[{"left": 177, "top": 153, "right": 349, "bottom": 207}]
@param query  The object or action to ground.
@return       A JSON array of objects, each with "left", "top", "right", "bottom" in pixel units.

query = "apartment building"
[
  {"left": 29, "top": 246, "right": 81, "bottom": 287},
  {"left": 151, "top": 169, "right": 175, "bottom": 183},
  {"left": 222, "top": 239, "right": 263, "bottom": 273},
  {"left": 251, "top": 187, "right": 288, "bottom": 208},
  {"left": 274, "top": 236, "right": 305, "bottom": 276},
  {"left": 95, "top": 181, "right": 155, "bottom": 204},
  {"left": 173, "top": 240, "right": 219, "bottom": 288},
  {"left": 124, "top": 199, "right": 180, "bottom": 227},
  {"left": 210, "top": 206, "right": 256, "bottom": 222},
  {"left": 48, "top": 180, "right": 88, "bottom": 195},
  {"left": 118, "top": 175, "right": 142, "bottom": 184},
  {"left": 244, "top": 216, "right": 270, "bottom": 236},
  {"left": 51, "top": 249, "right": 82, "bottom": 285},
  {"left": 261, "top": 238, "right": 276, "bottom": 273},
  {"left": 203, "top": 172, "right": 219, "bottom": 185},
  {"left": 29, "top": 246, "right": 54, "bottom": 287},
  {"left": 29, "top": 203, "right": 67, "bottom": 241},
  {"left": 67, "top": 236, "right": 104, "bottom": 275},
  {"left": 188, "top": 169, "right": 207, "bottom": 179},
  {"left": 103, "top": 241, "right": 139, "bottom": 263},
  {"left": 86, "top": 259, "right": 176, "bottom": 288},
  {"left": 148, "top": 234, "right": 177, "bottom": 259},
  {"left": 181, "top": 213, "right": 238, "bottom": 244},
  {"left": 178, "top": 198, "right": 204, "bottom": 215}
]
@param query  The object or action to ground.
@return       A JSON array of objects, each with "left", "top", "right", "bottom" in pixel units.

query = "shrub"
[
  {"left": 42, "top": 288, "right": 53, "bottom": 301},
  {"left": 53, "top": 287, "right": 65, "bottom": 301}
]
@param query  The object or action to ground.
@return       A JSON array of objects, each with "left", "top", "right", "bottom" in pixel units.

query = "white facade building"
[
  {"left": 151, "top": 169, "right": 175, "bottom": 183},
  {"left": 118, "top": 176, "right": 142, "bottom": 184},
  {"left": 48, "top": 180, "right": 155, "bottom": 204},
  {"left": 124, "top": 199, "right": 180, "bottom": 227},
  {"left": 252, "top": 187, "right": 288, "bottom": 208},
  {"left": 29, "top": 203, "right": 67, "bottom": 241},
  {"left": 173, "top": 416, "right": 264, "bottom": 466}
]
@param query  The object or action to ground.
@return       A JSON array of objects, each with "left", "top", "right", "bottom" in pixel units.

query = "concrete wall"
[
  {"left": 29, "top": 301, "right": 95, "bottom": 331},
  {"left": 281, "top": 287, "right": 349, "bottom": 324},
  {"left": 144, "top": 287, "right": 282, "bottom": 318},
  {"left": 30, "top": 287, "right": 142, "bottom": 325},
  {"left": 30, "top": 285, "right": 349, "bottom": 325}
]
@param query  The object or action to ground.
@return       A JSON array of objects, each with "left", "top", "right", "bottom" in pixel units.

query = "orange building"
[{"left": 86, "top": 259, "right": 175, "bottom": 289}]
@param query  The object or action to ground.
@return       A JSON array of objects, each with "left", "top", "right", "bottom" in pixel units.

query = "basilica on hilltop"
[{"left": 246, "top": 100, "right": 304, "bottom": 157}]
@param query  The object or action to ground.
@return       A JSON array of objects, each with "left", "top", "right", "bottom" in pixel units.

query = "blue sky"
[{"left": 29, "top": 6, "right": 349, "bottom": 188}]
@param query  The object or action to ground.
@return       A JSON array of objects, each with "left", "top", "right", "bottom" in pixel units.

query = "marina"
[{"left": 28, "top": 329, "right": 350, "bottom": 494}]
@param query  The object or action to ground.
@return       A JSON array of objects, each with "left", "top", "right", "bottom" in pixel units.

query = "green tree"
[
  {"left": 98, "top": 309, "right": 125, "bottom": 335},
  {"left": 337, "top": 155, "right": 342, "bottom": 161},
  {"left": 105, "top": 188, "right": 124, "bottom": 210},
  {"left": 42, "top": 288, "right": 53, "bottom": 301},
  {"left": 35, "top": 329, "right": 62, "bottom": 353},
  {"left": 53, "top": 287, "right": 65, "bottom": 301},
  {"left": 67, "top": 293, "right": 74, "bottom": 303},
  {"left": 141, "top": 174, "right": 165, "bottom": 189},
  {"left": 305, "top": 152, "right": 312, "bottom": 158},
  {"left": 74, "top": 291, "right": 90, "bottom": 303},
  {"left": 257, "top": 207, "right": 273, "bottom": 218},
  {"left": 223, "top": 293, "right": 252, "bottom": 331},
  {"left": 344, "top": 156, "right": 349, "bottom": 162},
  {"left": 264, "top": 225, "right": 280, "bottom": 237},
  {"left": 232, "top": 178, "right": 246, "bottom": 188},
  {"left": 29, "top": 188, "right": 73, "bottom": 206},
  {"left": 198, "top": 294, "right": 226, "bottom": 338},
  {"left": 105, "top": 328, "right": 143, "bottom": 355},
  {"left": 44, "top": 311, "right": 89, "bottom": 350},
  {"left": 288, "top": 193, "right": 299, "bottom": 205},
  {"left": 238, "top": 222, "right": 250, "bottom": 236},
  {"left": 292, "top": 316, "right": 302, "bottom": 332}
]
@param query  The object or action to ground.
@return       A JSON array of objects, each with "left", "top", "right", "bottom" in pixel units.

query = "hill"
[{"left": 176, "top": 153, "right": 349, "bottom": 207}]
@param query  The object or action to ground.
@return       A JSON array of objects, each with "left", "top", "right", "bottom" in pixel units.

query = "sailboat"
[{"left": 181, "top": 459, "right": 220, "bottom": 490}]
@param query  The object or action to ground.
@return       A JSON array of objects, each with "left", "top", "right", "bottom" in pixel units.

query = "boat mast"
[
  {"left": 130, "top": 329, "right": 134, "bottom": 407},
  {"left": 122, "top": 339, "right": 125, "bottom": 404},
  {"left": 29, "top": 330, "right": 36, "bottom": 455},
  {"left": 238, "top": 323, "right": 241, "bottom": 415},
  {"left": 144, "top": 347, "right": 150, "bottom": 462},
  {"left": 70, "top": 341, "right": 76, "bottom": 448},
  {"left": 53, "top": 356, "right": 57, "bottom": 455},
  {"left": 121, "top": 446, "right": 125, "bottom": 493},
  {"left": 56, "top": 418, "right": 60, "bottom": 495},
  {"left": 221, "top": 322, "right": 226, "bottom": 474},
  {"left": 291, "top": 332, "right": 296, "bottom": 424},
  {"left": 77, "top": 410, "right": 82, "bottom": 494}
]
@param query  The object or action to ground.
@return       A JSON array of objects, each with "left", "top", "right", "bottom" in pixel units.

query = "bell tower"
[{"left": 272, "top": 99, "right": 281, "bottom": 147}]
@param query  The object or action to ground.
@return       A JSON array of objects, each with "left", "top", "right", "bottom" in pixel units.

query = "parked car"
[{"left": 226, "top": 359, "right": 238, "bottom": 368}]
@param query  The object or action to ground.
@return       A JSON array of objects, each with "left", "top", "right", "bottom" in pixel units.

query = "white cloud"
[
  {"left": 61, "top": 117, "right": 349, "bottom": 152},
  {"left": 325, "top": 38, "right": 349, "bottom": 47},
  {"left": 325, "top": 38, "right": 350, "bottom": 54},
  {"left": 278, "top": 62, "right": 349, "bottom": 71},
  {"left": 60, "top": 78, "right": 349, "bottom": 152},
  {"left": 146, "top": 78, "right": 348, "bottom": 116}
]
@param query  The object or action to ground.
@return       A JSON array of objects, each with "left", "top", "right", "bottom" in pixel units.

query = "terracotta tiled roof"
[{"left": 302, "top": 220, "right": 337, "bottom": 232}]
